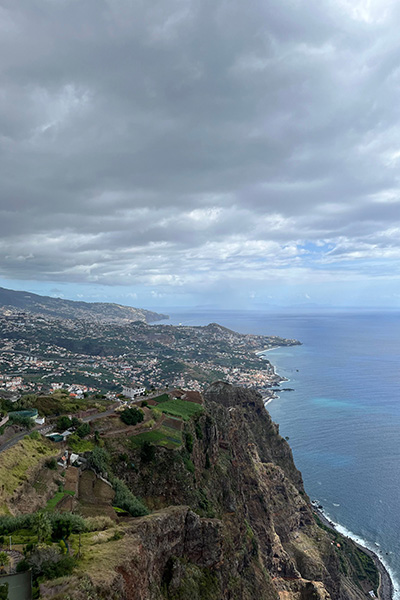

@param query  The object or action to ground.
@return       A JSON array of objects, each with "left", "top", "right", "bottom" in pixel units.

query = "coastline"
[
  {"left": 313, "top": 507, "right": 394, "bottom": 600},
  {"left": 260, "top": 342, "right": 394, "bottom": 600}
]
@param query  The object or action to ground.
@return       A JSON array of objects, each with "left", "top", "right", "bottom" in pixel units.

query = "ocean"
[{"left": 160, "top": 309, "right": 400, "bottom": 595}]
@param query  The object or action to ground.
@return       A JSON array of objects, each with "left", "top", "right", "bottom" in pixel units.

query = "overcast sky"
[{"left": 1, "top": 0, "right": 400, "bottom": 310}]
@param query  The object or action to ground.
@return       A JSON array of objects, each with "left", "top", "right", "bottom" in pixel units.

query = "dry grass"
[
  {"left": 0, "top": 437, "right": 58, "bottom": 511},
  {"left": 74, "top": 529, "right": 140, "bottom": 586}
]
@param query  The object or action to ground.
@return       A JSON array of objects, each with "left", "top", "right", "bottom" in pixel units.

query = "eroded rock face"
[{"left": 41, "top": 384, "right": 378, "bottom": 600}]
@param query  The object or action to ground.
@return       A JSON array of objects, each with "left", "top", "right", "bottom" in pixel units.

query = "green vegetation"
[
  {"left": 130, "top": 425, "right": 182, "bottom": 449},
  {"left": 45, "top": 457, "right": 57, "bottom": 470},
  {"left": 0, "top": 582, "right": 8, "bottom": 600},
  {"left": 68, "top": 435, "right": 94, "bottom": 453},
  {"left": 45, "top": 490, "right": 75, "bottom": 512},
  {"left": 152, "top": 393, "right": 170, "bottom": 403},
  {"left": 34, "top": 512, "right": 52, "bottom": 543},
  {"left": 111, "top": 478, "right": 148, "bottom": 517},
  {"left": 152, "top": 399, "right": 203, "bottom": 421},
  {"left": 76, "top": 422, "right": 91, "bottom": 438},
  {"left": 314, "top": 514, "right": 379, "bottom": 592},
  {"left": 120, "top": 407, "right": 144, "bottom": 426},
  {"left": 7, "top": 413, "right": 34, "bottom": 429},
  {"left": 162, "top": 558, "right": 219, "bottom": 600},
  {"left": 87, "top": 447, "right": 110, "bottom": 475},
  {"left": 56, "top": 415, "right": 73, "bottom": 431},
  {"left": 0, "top": 551, "right": 10, "bottom": 570},
  {"left": 0, "top": 437, "right": 58, "bottom": 512}
]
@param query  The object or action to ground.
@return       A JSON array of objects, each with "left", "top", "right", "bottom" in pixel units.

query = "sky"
[{"left": 1, "top": 0, "right": 400, "bottom": 310}]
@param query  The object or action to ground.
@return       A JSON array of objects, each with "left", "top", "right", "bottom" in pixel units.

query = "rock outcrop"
[{"left": 41, "top": 383, "right": 379, "bottom": 600}]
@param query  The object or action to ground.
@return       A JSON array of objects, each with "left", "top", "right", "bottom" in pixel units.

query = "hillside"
[
  {"left": 0, "top": 286, "right": 168, "bottom": 323},
  {"left": 26, "top": 383, "right": 380, "bottom": 600}
]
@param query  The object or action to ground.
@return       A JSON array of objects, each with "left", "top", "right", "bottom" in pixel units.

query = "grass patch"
[
  {"left": 152, "top": 398, "right": 204, "bottom": 421},
  {"left": 151, "top": 393, "right": 170, "bottom": 403},
  {"left": 45, "top": 490, "right": 75, "bottom": 511},
  {"left": 0, "top": 438, "right": 58, "bottom": 511},
  {"left": 68, "top": 437, "right": 95, "bottom": 453},
  {"left": 130, "top": 425, "right": 182, "bottom": 449}
]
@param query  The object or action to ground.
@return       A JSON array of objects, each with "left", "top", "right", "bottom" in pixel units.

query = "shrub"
[
  {"left": 8, "top": 415, "right": 33, "bottom": 430},
  {"left": 87, "top": 447, "right": 110, "bottom": 475},
  {"left": 56, "top": 416, "right": 72, "bottom": 431},
  {"left": 16, "top": 559, "right": 29, "bottom": 573},
  {"left": 0, "top": 514, "right": 34, "bottom": 535},
  {"left": 140, "top": 400, "right": 148, "bottom": 408},
  {"left": 50, "top": 514, "right": 84, "bottom": 541},
  {"left": 151, "top": 408, "right": 162, "bottom": 421},
  {"left": 76, "top": 423, "right": 91, "bottom": 439},
  {"left": 140, "top": 441, "right": 155, "bottom": 463},
  {"left": 85, "top": 516, "right": 115, "bottom": 532},
  {"left": 45, "top": 457, "right": 57, "bottom": 470},
  {"left": 29, "top": 430, "right": 40, "bottom": 440},
  {"left": 120, "top": 407, "right": 144, "bottom": 426},
  {"left": 111, "top": 478, "right": 148, "bottom": 517},
  {"left": 185, "top": 432, "right": 194, "bottom": 454},
  {"left": 195, "top": 420, "right": 203, "bottom": 440}
]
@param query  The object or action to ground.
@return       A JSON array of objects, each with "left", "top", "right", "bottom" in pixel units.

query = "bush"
[
  {"left": 16, "top": 559, "right": 29, "bottom": 573},
  {"left": 141, "top": 400, "right": 148, "bottom": 408},
  {"left": 50, "top": 513, "right": 85, "bottom": 540},
  {"left": 0, "top": 514, "right": 34, "bottom": 535},
  {"left": 87, "top": 447, "right": 110, "bottom": 475},
  {"left": 76, "top": 423, "right": 91, "bottom": 439},
  {"left": 29, "top": 430, "right": 40, "bottom": 440},
  {"left": 120, "top": 407, "right": 144, "bottom": 426},
  {"left": 56, "top": 416, "right": 72, "bottom": 431},
  {"left": 0, "top": 582, "right": 8, "bottom": 600},
  {"left": 45, "top": 457, "right": 57, "bottom": 470},
  {"left": 151, "top": 408, "right": 162, "bottom": 421},
  {"left": 111, "top": 478, "right": 148, "bottom": 517},
  {"left": 8, "top": 414, "right": 33, "bottom": 430},
  {"left": 185, "top": 432, "right": 194, "bottom": 454},
  {"left": 85, "top": 516, "right": 115, "bottom": 532},
  {"left": 140, "top": 441, "right": 155, "bottom": 463}
]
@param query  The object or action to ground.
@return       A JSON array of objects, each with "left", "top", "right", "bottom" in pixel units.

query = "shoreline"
[
  {"left": 313, "top": 507, "right": 394, "bottom": 600},
  {"left": 259, "top": 344, "right": 394, "bottom": 600}
]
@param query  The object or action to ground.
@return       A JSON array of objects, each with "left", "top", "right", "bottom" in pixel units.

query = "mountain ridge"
[{"left": 0, "top": 286, "right": 168, "bottom": 324}]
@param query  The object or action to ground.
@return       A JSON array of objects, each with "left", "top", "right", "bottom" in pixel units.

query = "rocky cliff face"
[{"left": 43, "top": 383, "right": 378, "bottom": 600}]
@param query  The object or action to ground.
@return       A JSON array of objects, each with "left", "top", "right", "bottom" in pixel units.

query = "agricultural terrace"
[
  {"left": 128, "top": 395, "right": 203, "bottom": 449},
  {"left": 151, "top": 398, "right": 203, "bottom": 421}
]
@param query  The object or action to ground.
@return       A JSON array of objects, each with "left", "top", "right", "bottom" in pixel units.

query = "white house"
[{"left": 122, "top": 384, "right": 146, "bottom": 399}]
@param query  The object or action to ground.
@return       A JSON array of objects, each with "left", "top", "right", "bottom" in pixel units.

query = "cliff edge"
[{"left": 41, "top": 383, "right": 379, "bottom": 600}]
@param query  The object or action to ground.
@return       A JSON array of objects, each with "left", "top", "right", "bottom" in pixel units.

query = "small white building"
[{"left": 122, "top": 384, "right": 146, "bottom": 399}]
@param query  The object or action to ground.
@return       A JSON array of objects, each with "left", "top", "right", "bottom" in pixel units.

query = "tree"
[
  {"left": 87, "top": 447, "right": 110, "bottom": 475},
  {"left": 76, "top": 423, "right": 90, "bottom": 439},
  {"left": 140, "top": 441, "right": 155, "bottom": 463},
  {"left": 34, "top": 512, "right": 52, "bottom": 544},
  {"left": 120, "top": 407, "right": 144, "bottom": 426},
  {"left": 56, "top": 416, "right": 72, "bottom": 431}
]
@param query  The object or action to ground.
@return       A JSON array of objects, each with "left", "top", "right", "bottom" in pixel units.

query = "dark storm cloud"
[{"left": 1, "top": 0, "right": 400, "bottom": 294}]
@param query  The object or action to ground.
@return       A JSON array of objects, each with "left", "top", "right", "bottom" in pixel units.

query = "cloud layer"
[{"left": 1, "top": 0, "right": 400, "bottom": 306}]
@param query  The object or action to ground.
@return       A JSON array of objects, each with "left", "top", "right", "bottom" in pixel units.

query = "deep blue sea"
[{"left": 160, "top": 309, "right": 400, "bottom": 595}]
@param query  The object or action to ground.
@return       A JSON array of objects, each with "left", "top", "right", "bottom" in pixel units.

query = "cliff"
[{"left": 41, "top": 383, "right": 379, "bottom": 600}]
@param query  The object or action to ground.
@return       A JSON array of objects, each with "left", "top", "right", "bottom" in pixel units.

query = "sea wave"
[{"left": 319, "top": 507, "right": 399, "bottom": 600}]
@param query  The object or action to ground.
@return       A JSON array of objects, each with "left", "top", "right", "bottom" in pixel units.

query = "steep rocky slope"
[{"left": 42, "top": 383, "right": 378, "bottom": 600}]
